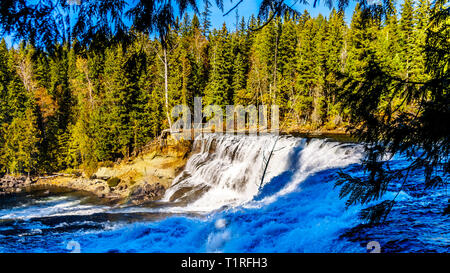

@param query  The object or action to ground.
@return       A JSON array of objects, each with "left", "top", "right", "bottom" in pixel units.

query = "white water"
[
  {"left": 3, "top": 134, "right": 445, "bottom": 253},
  {"left": 248, "top": 139, "right": 363, "bottom": 208},
  {"left": 0, "top": 196, "right": 109, "bottom": 220},
  {"left": 163, "top": 134, "right": 363, "bottom": 212},
  {"left": 0, "top": 134, "right": 363, "bottom": 220}
]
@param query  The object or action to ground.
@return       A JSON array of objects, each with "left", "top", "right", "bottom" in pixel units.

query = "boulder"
[
  {"left": 24, "top": 177, "right": 33, "bottom": 185},
  {"left": 95, "top": 185, "right": 110, "bottom": 194},
  {"left": 129, "top": 182, "right": 166, "bottom": 204}
]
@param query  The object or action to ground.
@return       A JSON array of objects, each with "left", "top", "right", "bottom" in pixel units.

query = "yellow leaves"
[
  {"left": 34, "top": 86, "right": 58, "bottom": 122},
  {"left": 10, "top": 49, "right": 58, "bottom": 123}
]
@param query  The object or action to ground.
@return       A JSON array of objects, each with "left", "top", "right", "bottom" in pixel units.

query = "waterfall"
[{"left": 164, "top": 134, "right": 363, "bottom": 212}]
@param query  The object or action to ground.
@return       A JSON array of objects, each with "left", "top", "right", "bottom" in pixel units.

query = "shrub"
[{"left": 107, "top": 177, "right": 121, "bottom": 188}]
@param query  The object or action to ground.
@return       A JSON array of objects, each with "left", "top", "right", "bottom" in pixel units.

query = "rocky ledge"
[
  {"left": 0, "top": 140, "right": 192, "bottom": 205},
  {"left": 32, "top": 175, "right": 167, "bottom": 205},
  {"left": 0, "top": 175, "right": 36, "bottom": 195}
]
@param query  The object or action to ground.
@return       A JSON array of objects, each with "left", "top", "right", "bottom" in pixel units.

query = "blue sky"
[
  {"left": 3, "top": 0, "right": 375, "bottom": 47},
  {"left": 207, "top": 0, "right": 358, "bottom": 30}
]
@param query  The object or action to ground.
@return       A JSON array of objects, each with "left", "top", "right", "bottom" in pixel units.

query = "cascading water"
[
  {"left": 162, "top": 134, "right": 302, "bottom": 211},
  {"left": 163, "top": 134, "right": 363, "bottom": 212},
  {"left": 0, "top": 134, "right": 448, "bottom": 253}
]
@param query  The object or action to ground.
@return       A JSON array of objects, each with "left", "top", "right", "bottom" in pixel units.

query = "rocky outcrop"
[
  {"left": 1, "top": 140, "right": 191, "bottom": 205},
  {"left": 33, "top": 176, "right": 168, "bottom": 205},
  {"left": 0, "top": 175, "right": 35, "bottom": 195},
  {"left": 129, "top": 182, "right": 166, "bottom": 205},
  {"left": 34, "top": 176, "right": 123, "bottom": 201}
]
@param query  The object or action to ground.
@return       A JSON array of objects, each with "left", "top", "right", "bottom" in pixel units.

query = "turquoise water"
[{"left": 0, "top": 136, "right": 448, "bottom": 253}]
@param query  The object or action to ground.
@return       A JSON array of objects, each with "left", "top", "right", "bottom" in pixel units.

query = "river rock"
[
  {"left": 24, "top": 177, "right": 33, "bottom": 185},
  {"left": 0, "top": 175, "right": 31, "bottom": 194},
  {"left": 129, "top": 182, "right": 166, "bottom": 205}
]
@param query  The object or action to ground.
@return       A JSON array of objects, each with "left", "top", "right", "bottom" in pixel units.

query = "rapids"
[{"left": 0, "top": 134, "right": 448, "bottom": 253}]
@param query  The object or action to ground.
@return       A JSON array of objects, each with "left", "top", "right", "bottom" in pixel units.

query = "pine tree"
[
  {"left": 231, "top": 19, "right": 250, "bottom": 105},
  {"left": 399, "top": 0, "right": 416, "bottom": 81},
  {"left": 232, "top": 52, "right": 248, "bottom": 104},
  {"left": 295, "top": 14, "right": 318, "bottom": 123},
  {"left": 2, "top": 108, "right": 40, "bottom": 175},
  {"left": 413, "top": 0, "right": 432, "bottom": 83},
  {"left": 7, "top": 48, "right": 30, "bottom": 119},
  {"left": 324, "top": 9, "right": 346, "bottom": 127},
  {"left": 346, "top": 4, "right": 380, "bottom": 80},
  {"left": 311, "top": 14, "right": 329, "bottom": 127},
  {"left": 201, "top": 0, "right": 212, "bottom": 37},
  {"left": 277, "top": 12, "right": 298, "bottom": 118},
  {"left": 375, "top": 4, "right": 401, "bottom": 76},
  {"left": 99, "top": 45, "right": 135, "bottom": 160},
  {"left": 205, "top": 24, "right": 233, "bottom": 107},
  {"left": 247, "top": 15, "right": 277, "bottom": 106},
  {"left": 0, "top": 39, "right": 10, "bottom": 125}
]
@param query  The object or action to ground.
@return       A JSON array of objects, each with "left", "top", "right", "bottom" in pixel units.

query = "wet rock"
[
  {"left": 94, "top": 184, "right": 110, "bottom": 195},
  {"left": 0, "top": 175, "right": 32, "bottom": 194},
  {"left": 129, "top": 182, "right": 166, "bottom": 205},
  {"left": 96, "top": 185, "right": 106, "bottom": 192},
  {"left": 24, "top": 177, "right": 34, "bottom": 185},
  {"left": 117, "top": 184, "right": 128, "bottom": 191}
]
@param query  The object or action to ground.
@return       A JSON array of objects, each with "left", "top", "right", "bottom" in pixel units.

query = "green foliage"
[
  {"left": 1, "top": 108, "right": 40, "bottom": 174},
  {"left": 107, "top": 177, "right": 121, "bottom": 188},
  {"left": 205, "top": 24, "right": 233, "bottom": 106},
  {"left": 359, "top": 200, "right": 395, "bottom": 224},
  {"left": 0, "top": 5, "right": 439, "bottom": 176},
  {"left": 336, "top": 2, "right": 449, "bottom": 223}
]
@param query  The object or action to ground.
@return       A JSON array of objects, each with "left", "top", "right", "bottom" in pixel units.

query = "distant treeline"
[{"left": 0, "top": 0, "right": 433, "bottom": 175}]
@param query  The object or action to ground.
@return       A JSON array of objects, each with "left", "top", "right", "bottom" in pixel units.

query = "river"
[{"left": 0, "top": 134, "right": 448, "bottom": 253}]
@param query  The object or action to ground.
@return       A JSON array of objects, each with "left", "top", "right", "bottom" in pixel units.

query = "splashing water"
[{"left": 0, "top": 134, "right": 448, "bottom": 253}]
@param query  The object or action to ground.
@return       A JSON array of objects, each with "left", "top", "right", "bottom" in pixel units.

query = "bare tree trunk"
[{"left": 80, "top": 60, "right": 94, "bottom": 107}]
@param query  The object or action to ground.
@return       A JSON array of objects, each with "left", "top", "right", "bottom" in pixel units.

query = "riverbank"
[
  {"left": 283, "top": 127, "right": 355, "bottom": 142},
  {"left": 0, "top": 140, "right": 192, "bottom": 205}
]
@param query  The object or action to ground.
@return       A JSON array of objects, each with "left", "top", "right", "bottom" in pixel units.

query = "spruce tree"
[
  {"left": 324, "top": 9, "right": 346, "bottom": 127},
  {"left": 205, "top": 24, "right": 233, "bottom": 107},
  {"left": 295, "top": 14, "right": 318, "bottom": 123},
  {"left": 0, "top": 39, "right": 10, "bottom": 125},
  {"left": 277, "top": 12, "right": 298, "bottom": 118},
  {"left": 399, "top": 0, "right": 416, "bottom": 81},
  {"left": 413, "top": 0, "right": 432, "bottom": 83},
  {"left": 2, "top": 108, "right": 40, "bottom": 175},
  {"left": 201, "top": 0, "right": 212, "bottom": 37}
]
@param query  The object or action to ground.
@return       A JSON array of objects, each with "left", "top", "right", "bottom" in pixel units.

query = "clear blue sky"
[
  {"left": 206, "top": 0, "right": 358, "bottom": 30},
  {"left": 4, "top": 0, "right": 394, "bottom": 47}
]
